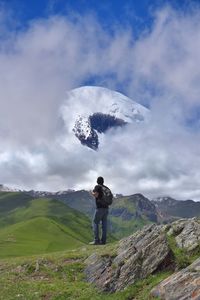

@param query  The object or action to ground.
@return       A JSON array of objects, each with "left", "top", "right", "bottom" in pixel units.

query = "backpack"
[{"left": 101, "top": 185, "right": 113, "bottom": 206}]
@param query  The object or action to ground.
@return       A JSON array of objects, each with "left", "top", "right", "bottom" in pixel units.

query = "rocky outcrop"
[
  {"left": 85, "top": 224, "right": 173, "bottom": 292},
  {"left": 85, "top": 218, "right": 200, "bottom": 296},
  {"left": 165, "top": 217, "right": 200, "bottom": 251},
  {"left": 151, "top": 257, "right": 200, "bottom": 300}
]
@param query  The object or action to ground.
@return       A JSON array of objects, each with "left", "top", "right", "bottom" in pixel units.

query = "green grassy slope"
[
  {"left": 57, "top": 191, "right": 158, "bottom": 239},
  {"left": 109, "top": 195, "right": 156, "bottom": 239},
  {"left": 1, "top": 229, "right": 199, "bottom": 300},
  {"left": 55, "top": 190, "right": 95, "bottom": 216},
  {"left": 0, "top": 245, "right": 171, "bottom": 300},
  {"left": 110, "top": 215, "right": 152, "bottom": 239},
  {"left": 0, "top": 192, "right": 92, "bottom": 258}
]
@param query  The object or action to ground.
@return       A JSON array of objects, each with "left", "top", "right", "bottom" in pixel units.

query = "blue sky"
[
  {"left": 2, "top": 0, "right": 199, "bottom": 99},
  {"left": 1, "top": 0, "right": 200, "bottom": 200},
  {"left": 2, "top": 0, "right": 198, "bottom": 33}
]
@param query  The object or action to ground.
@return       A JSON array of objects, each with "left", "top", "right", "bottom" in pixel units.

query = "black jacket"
[{"left": 93, "top": 184, "right": 108, "bottom": 208}]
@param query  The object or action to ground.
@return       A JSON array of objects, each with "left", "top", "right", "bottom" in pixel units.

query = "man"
[{"left": 90, "top": 176, "right": 110, "bottom": 245}]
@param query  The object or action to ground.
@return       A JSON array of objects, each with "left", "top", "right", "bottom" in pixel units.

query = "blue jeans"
[{"left": 93, "top": 208, "right": 108, "bottom": 244}]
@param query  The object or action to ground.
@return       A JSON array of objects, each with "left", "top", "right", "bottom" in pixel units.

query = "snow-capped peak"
[
  {"left": 0, "top": 184, "right": 20, "bottom": 192},
  {"left": 61, "top": 86, "right": 150, "bottom": 150}
]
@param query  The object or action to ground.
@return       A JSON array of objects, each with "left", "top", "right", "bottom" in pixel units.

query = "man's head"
[{"left": 97, "top": 176, "right": 104, "bottom": 185}]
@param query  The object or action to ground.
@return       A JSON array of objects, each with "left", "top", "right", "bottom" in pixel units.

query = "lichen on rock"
[
  {"left": 85, "top": 224, "right": 173, "bottom": 292},
  {"left": 151, "top": 257, "right": 200, "bottom": 300},
  {"left": 85, "top": 218, "right": 200, "bottom": 298}
]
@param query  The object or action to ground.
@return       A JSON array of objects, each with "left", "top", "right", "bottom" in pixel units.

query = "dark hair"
[{"left": 97, "top": 176, "right": 104, "bottom": 185}]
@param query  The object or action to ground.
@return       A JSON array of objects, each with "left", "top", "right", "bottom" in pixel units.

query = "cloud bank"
[{"left": 1, "top": 5, "right": 200, "bottom": 200}]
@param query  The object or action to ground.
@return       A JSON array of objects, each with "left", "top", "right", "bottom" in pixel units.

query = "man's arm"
[
  {"left": 91, "top": 185, "right": 101, "bottom": 199},
  {"left": 92, "top": 191, "right": 99, "bottom": 198}
]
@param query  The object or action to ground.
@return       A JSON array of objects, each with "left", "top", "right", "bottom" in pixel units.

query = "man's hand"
[{"left": 91, "top": 191, "right": 99, "bottom": 198}]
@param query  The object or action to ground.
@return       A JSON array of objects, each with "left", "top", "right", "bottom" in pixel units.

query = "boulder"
[
  {"left": 165, "top": 219, "right": 187, "bottom": 236},
  {"left": 151, "top": 257, "right": 200, "bottom": 300},
  {"left": 85, "top": 224, "right": 173, "bottom": 292},
  {"left": 85, "top": 218, "right": 200, "bottom": 294},
  {"left": 175, "top": 219, "right": 200, "bottom": 251},
  {"left": 165, "top": 218, "right": 200, "bottom": 251}
]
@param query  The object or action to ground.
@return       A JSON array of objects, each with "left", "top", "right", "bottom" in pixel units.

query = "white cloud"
[{"left": 1, "top": 6, "right": 200, "bottom": 200}]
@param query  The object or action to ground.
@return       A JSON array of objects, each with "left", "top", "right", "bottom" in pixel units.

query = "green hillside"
[
  {"left": 56, "top": 191, "right": 158, "bottom": 239},
  {"left": 53, "top": 190, "right": 95, "bottom": 216},
  {"left": 109, "top": 194, "right": 158, "bottom": 239},
  {"left": 0, "top": 191, "right": 158, "bottom": 258},
  {"left": 0, "top": 192, "right": 92, "bottom": 258},
  {"left": 0, "top": 243, "right": 171, "bottom": 300}
]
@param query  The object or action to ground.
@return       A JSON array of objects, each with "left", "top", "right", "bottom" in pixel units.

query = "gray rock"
[
  {"left": 175, "top": 219, "right": 200, "bottom": 251},
  {"left": 165, "top": 218, "right": 200, "bottom": 251},
  {"left": 166, "top": 219, "right": 187, "bottom": 236},
  {"left": 85, "top": 224, "right": 173, "bottom": 292},
  {"left": 84, "top": 253, "right": 113, "bottom": 291},
  {"left": 85, "top": 218, "right": 200, "bottom": 294},
  {"left": 151, "top": 257, "right": 200, "bottom": 300}
]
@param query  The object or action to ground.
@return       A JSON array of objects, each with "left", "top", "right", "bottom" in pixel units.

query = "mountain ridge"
[
  {"left": 64, "top": 86, "right": 149, "bottom": 149},
  {"left": 152, "top": 196, "right": 200, "bottom": 220},
  {"left": 1, "top": 185, "right": 200, "bottom": 238}
]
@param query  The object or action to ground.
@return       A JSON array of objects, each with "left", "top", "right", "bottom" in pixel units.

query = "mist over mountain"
[
  {"left": 1, "top": 1, "right": 200, "bottom": 298},
  {"left": 65, "top": 86, "right": 149, "bottom": 150}
]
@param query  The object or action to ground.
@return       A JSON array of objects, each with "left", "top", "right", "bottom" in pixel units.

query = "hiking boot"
[
  {"left": 100, "top": 241, "right": 106, "bottom": 245},
  {"left": 89, "top": 241, "right": 100, "bottom": 245},
  {"left": 100, "top": 240, "right": 106, "bottom": 245}
]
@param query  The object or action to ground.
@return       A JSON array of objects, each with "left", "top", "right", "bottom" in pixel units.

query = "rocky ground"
[
  {"left": 151, "top": 257, "right": 200, "bottom": 300},
  {"left": 1, "top": 217, "right": 199, "bottom": 299},
  {"left": 85, "top": 217, "right": 200, "bottom": 299}
]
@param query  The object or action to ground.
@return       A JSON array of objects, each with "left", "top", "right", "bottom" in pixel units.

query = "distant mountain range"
[
  {"left": 30, "top": 187, "right": 199, "bottom": 223},
  {"left": 49, "top": 191, "right": 159, "bottom": 238},
  {"left": 152, "top": 196, "right": 200, "bottom": 220},
  {"left": 1, "top": 184, "right": 200, "bottom": 244},
  {"left": 0, "top": 184, "right": 21, "bottom": 192}
]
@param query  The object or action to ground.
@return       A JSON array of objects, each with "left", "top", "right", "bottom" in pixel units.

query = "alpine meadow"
[{"left": 1, "top": 0, "right": 200, "bottom": 299}]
